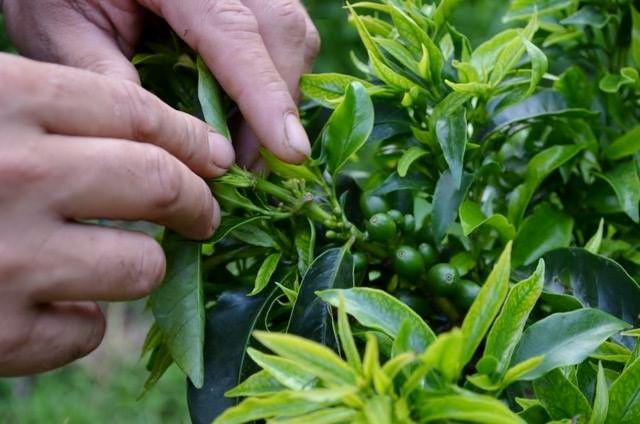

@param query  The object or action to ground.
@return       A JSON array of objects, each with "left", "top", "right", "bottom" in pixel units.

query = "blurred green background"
[{"left": 0, "top": 1, "right": 507, "bottom": 422}]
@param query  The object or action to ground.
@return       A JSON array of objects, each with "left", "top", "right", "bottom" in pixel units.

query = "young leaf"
[
  {"left": 197, "top": 56, "right": 230, "bottom": 139},
  {"left": 253, "top": 331, "right": 357, "bottom": 386},
  {"left": 224, "top": 370, "right": 286, "bottom": 397},
  {"left": 418, "top": 391, "right": 526, "bottom": 424},
  {"left": 460, "top": 242, "right": 512, "bottom": 368},
  {"left": 294, "top": 218, "right": 316, "bottom": 275},
  {"left": 511, "top": 308, "right": 631, "bottom": 380},
  {"left": 250, "top": 252, "right": 281, "bottom": 296},
  {"left": 397, "top": 146, "right": 427, "bottom": 177},
  {"left": 288, "top": 247, "right": 355, "bottom": 346},
  {"left": 337, "top": 293, "right": 362, "bottom": 373},
  {"left": 318, "top": 287, "right": 436, "bottom": 353},
  {"left": 484, "top": 260, "right": 545, "bottom": 377},
  {"left": 188, "top": 287, "right": 280, "bottom": 424},
  {"left": 585, "top": 219, "right": 605, "bottom": 254},
  {"left": 151, "top": 232, "right": 204, "bottom": 388},
  {"left": 300, "top": 73, "right": 382, "bottom": 108},
  {"left": 317, "top": 82, "right": 375, "bottom": 176},
  {"left": 589, "top": 362, "right": 609, "bottom": 424},
  {"left": 533, "top": 368, "right": 592, "bottom": 420},
  {"left": 246, "top": 348, "right": 317, "bottom": 391}
]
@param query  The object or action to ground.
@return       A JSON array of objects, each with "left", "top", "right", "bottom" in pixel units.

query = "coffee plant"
[{"left": 135, "top": 1, "right": 640, "bottom": 422}]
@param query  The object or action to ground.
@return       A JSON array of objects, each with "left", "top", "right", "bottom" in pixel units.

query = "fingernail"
[
  {"left": 208, "top": 131, "right": 235, "bottom": 171},
  {"left": 284, "top": 113, "right": 311, "bottom": 160}
]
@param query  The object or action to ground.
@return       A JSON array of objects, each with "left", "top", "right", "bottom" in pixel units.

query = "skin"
[{"left": 0, "top": 0, "right": 319, "bottom": 375}]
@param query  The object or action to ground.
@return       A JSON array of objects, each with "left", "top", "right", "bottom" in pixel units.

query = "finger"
[
  {"left": 0, "top": 302, "right": 104, "bottom": 376},
  {"left": 301, "top": 10, "right": 322, "bottom": 74},
  {"left": 1, "top": 55, "right": 235, "bottom": 178},
  {"left": 40, "top": 135, "right": 221, "bottom": 240},
  {"left": 27, "top": 224, "right": 166, "bottom": 303},
  {"left": 4, "top": 0, "right": 144, "bottom": 82},
  {"left": 241, "top": 0, "right": 307, "bottom": 97},
  {"left": 137, "top": 0, "right": 311, "bottom": 163}
]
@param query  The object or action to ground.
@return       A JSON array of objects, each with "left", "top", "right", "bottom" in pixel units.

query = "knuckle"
[
  {"left": 0, "top": 149, "right": 46, "bottom": 198},
  {"left": 268, "top": 0, "right": 307, "bottom": 39},
  {"left": 305, "top": 24, "right": 322, "bottom": 59},
  {"left": 144, "top": 147, "right": 184, "bottom": 210},
  {"left": 119, "top": 80, "right": 163, "bottom": 142},
  {"left": 131, "top": 239, "right": 166, "bottom": 297},
  {"left": 203, "top": 1, "right": 259, "bottom": 35}
]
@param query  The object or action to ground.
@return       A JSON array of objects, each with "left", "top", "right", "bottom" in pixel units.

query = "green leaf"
[
  {"left": 230, "top": 223, "right": 275, "bottom": 248},
  {"left": 318, "top": 287, "right": 436, "bottom": 353},
  {"left": 246, "top": 348, "right": 317, "bottom": 391},
  {"left": 196, "top": 56, "right": 230, "bottom": 139},
  {"left": 432, "top": 170, "right": 473, "bottom": 241},
  {"left": 596, "top": 160, "right": 640, "bottom": 223},
  {"left": 507, "top": 144, "right": 584, "bottom": 226},
  {"left": 459, "top": 200, "right": 516, "bottom": 240},
  {"left": 212, "top": 391, "right": 334, "bottom": 424},
  {"left": 505, "top": 0, "right": 579, "bottom": 22},
  {"left": 605, "top": 357, "right": 640, "bottom": 424},
  {"left": 585, "top": 219, "right": 605, "bottom": 254},
  {"left": 224, "top": 370, "right": 286, "bottom": 397},
  {"left": 397, "top": 146, "right": 427, "bottom": 178},
  {"left": 561, "top": 6, "right": 609, "bottom": 28},
  {"left": 253, "top": 331, "right": 357, "bottom": 386},
  {"left": 502, "top": 356, "right": 545, "bottom": 387},
  {"left": 188, "top": 287, "right": 280, "bottom": 424},
  {"left": 484, "top": 260, "right": 545, "bottom": 376},
  {"left": 273, "top": 407, "right": 362, "bottom": 424},
  {"left": 294, "top": 218, "right": 316, "bottom": 275},
  {"left": 418, "top": 391, "right": 526, "bottom": 424},
  {"left": 151, "top": 232, "right": 204, "bottom": 387},
  {"left": 511, "top": 308, "right": 631, "bottom": 380},
  {"left": 605, "top": 126, "right": 640, "bottom": 160},
  {"left": 288, "top": 247, "right": 354, "bottom": 346},
  {"left": 250, "top": 252, "right": 281, "bottom": 296},
  {"left": 435, "top": 106, "right": 467, "bottom": 188},
  {"left": 543, "top": 248, "right": 640, "bottom": 333},
  {"left": 533, "top": 368, "right": 592, "bottom": 420},
  {"left": 260, "top": 149, "right": 322, "bottom": 184},
  {"left": 209, "top": 216, "right": 265, "bottom": 244},
  {"left": 461, "top": 242, "right": 512, "bottom": 368},
  {"left": 589, "top": 363, "right": 609, "bottom": 424},
  {"left": 300, "top": 73, "right": 383, "bottom": 108},
  {"left": 317, "top": 82, "right": 375, "bottom": 176},
  {"left": 485, "top": 91, "right": 596, "bottom": 137},
  {"left": 336, "top": 293, "right": 362, "bottom": 373},
  {"left": 512, "top": 203, "right": 573, "bottom": 267},
  {"left": 371, "top": 171, "right": 431, "bottom": 196}
]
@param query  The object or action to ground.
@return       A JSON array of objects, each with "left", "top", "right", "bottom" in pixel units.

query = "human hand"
[
  {"left": 1, "top": 0, "right": 320, "bottom": 168},
  {"left": 0, "top": 53, "right": 235, "bottom": 375}
]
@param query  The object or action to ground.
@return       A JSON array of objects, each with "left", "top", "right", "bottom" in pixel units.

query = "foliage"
[{"left": 133, "top": 0, "right": 640, "bottom": 422}]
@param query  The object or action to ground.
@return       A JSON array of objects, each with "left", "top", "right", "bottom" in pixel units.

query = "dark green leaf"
[
  {"left": 288, "top": 247, "right": 354, "bottom": 346},
  {"left": 511, "top": 308, "right": 631, "bottom": 380},
  {"left": 605, "top": 357, "right": 640, "bottom": 424},
  {"left": 188, "top": 287, "right": 280, "bottom": 424},
  {"left": 561, "top": 6, "right": 609, "bottom": 28},
  {"left": 596, "top": 160, "right": 640, "bottom": 222},
  {"left": 512, "top": 203, "right": 573, "bottom": 267},
  {"left": 397, "top": 146, "right": 427, "bottom": 177},
  {"left": 543, "top": 248, "right": 640, "bottom": 333},
  {"left": 432, "top": 170, "right": 473, "bottom": 241},
  {"left": 370, "top": 171, "right": 431, "bottom": 196},
  {"left": 435, "top": 107, "right": 467, "bottom": 188},
  {"left": 533, "top": 368, "right": 592, "bottom": 420},
  {"left": 151, "top": 232, "right": 204, "bottom": 387},
  {"left": 209, "top": 216, "right": 266, "bottom": 244}
]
